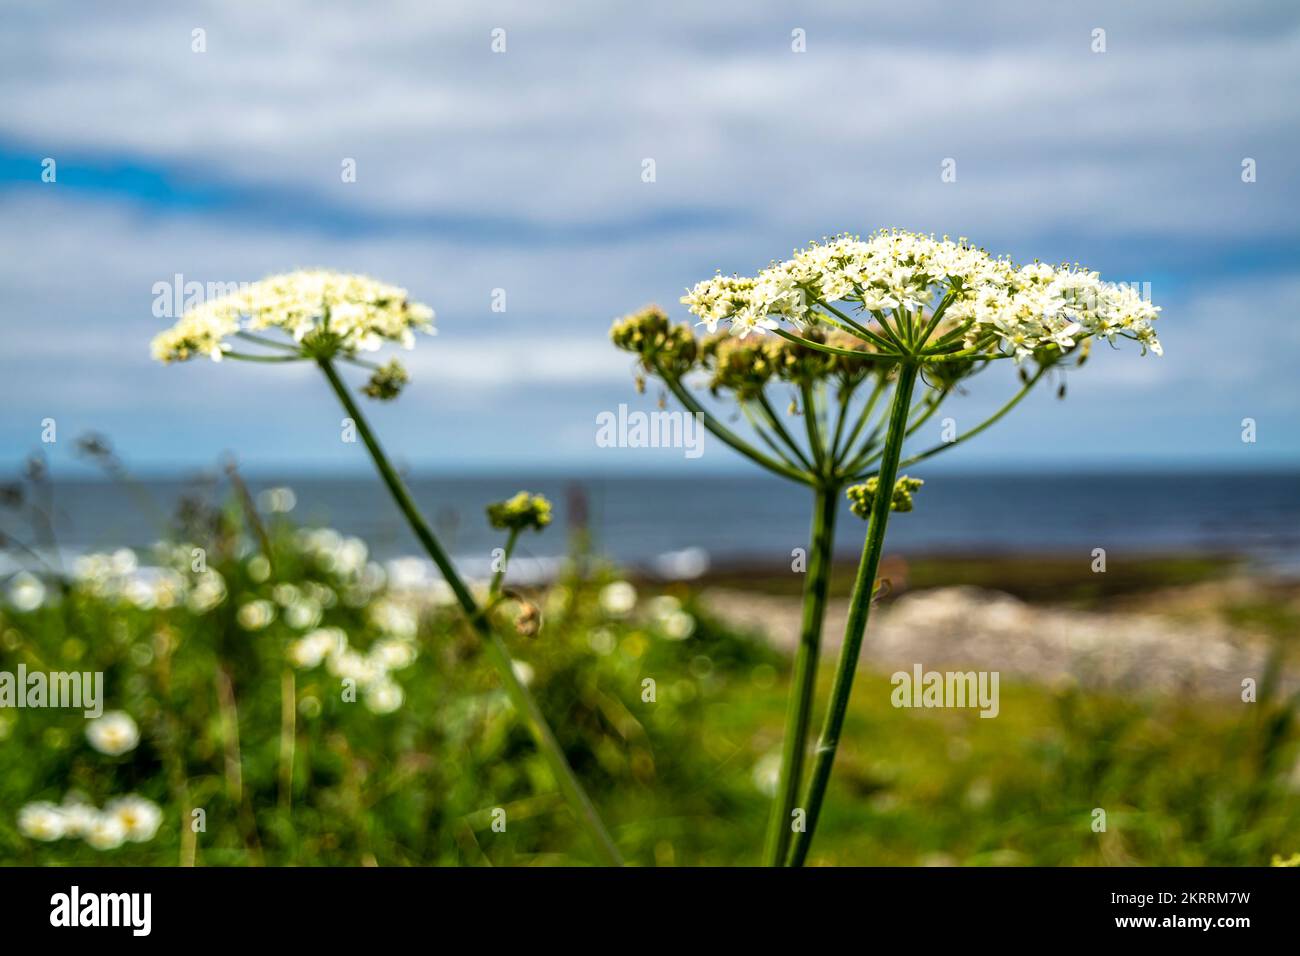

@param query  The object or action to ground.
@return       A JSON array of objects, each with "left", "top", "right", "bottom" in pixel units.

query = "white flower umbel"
[
  {"left": 151, "top": 271, "right": 622, "bottom": 865},
  {"left": 623, "top": 228, "right": 1164, "bottom": 869},
  {"left": 683, "top": 230, "right": 1161, "bottom": 359},
  {"left": 150, "top": 270, "right": 434, "bottom": 364}
]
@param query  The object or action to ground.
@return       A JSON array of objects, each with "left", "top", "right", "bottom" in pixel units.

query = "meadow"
[{"left": 4, "top": 476, "right": 1298, "bottom": 866}]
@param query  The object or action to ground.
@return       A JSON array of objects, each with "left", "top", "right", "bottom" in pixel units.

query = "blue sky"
[{"left": 1, "top": 0, "right": 1297, "bottom": 476}]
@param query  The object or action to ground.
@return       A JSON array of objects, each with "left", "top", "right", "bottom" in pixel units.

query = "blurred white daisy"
[
  {"left": 236, "top": 599, "right": 276, "bottom": 630},
  {"left": 6, "top": 571, "right": 46, "bottom": 612},
  {"left": 85, "top": 711, "right": 140, "bottom": 756},
  {"left": 599, "top": 581, "right": 637, "bottom": 617},
  {"left": 17, "top": 801, "right": 65, "bottom": 841},
  {"left": 84, "top": 813, "right": 127, "bottom": 850},
  {"left": 364, "top": 680, "right": 405, "bottom": 715},
  {"left": 106, "top": 795, "right": 162, "bottom": 842}
]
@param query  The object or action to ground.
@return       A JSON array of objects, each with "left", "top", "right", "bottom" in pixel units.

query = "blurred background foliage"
[{"left": 1, "top": 467, "right": 1298, "bottom": 866}]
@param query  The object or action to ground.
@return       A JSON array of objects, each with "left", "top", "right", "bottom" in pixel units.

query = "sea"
[{"left": 6, "top": 470, "right": 1298, "bottom": 581}]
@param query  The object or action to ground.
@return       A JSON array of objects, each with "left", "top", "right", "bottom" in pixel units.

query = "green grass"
[{"left": 1, "top": 500, "right": 1297, "bottom": 866}]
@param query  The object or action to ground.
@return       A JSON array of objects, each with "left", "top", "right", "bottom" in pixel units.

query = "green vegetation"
[{"left": 2, "top": 497, "right": 1297, "bottom": 866}]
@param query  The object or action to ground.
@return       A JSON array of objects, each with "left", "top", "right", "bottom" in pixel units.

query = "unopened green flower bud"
[
  {"left": 362, "top": 359, "right": 410, "bottom": 400},
  {"left": 846, "top": 475, "right": 924, "bottom": 518},
  {"left": 610, "top": 306, "right": 698, "bottom": 380},
  {"left": 486, "top": 491, "right": 553, "bottom": 533},
  {"left": 703, "top": 333, "right": 777, "bottom": 400}
]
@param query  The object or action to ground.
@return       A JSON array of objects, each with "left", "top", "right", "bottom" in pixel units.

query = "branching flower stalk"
[
  {"left": 623, "top": 229, "right": 1162, "bottom": 865},
  {"left": 152, "top": 271, "right": 622, "bottom": 865}
]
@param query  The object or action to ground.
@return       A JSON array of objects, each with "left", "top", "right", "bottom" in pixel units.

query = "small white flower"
[
  {"left": 106, "top": 795, "right": 162, "bottom": 842},
  {"left": 246, "top": 554, "right": 272, "bottom": 583},
  {"left": 328, "top": 648, "right": 381, "bottom": 685},
  {"left": 59, "top": 797, "right": 98, "bottom": 838},
  {"left": 661, "top": 610, "right": 696, "bottom": 641},
  {"left": 186, "top": 571, "right": 227, "bottom": 614},
  {"left": 18, "top": 801, "right": 65, "bottom": 841},
  {"left": 86, "top": 711, "right": 140, "bottom": 756},
  {"left": 256, "top": 486, "right": 297, "bottom": 513},
  {"left": 236, "top": 599, "right": 276, "bottom": 630},
  {"left": 289, "top": 627, "right": 345, "bottom": 669},
  {"left": 84, "top": 813, "right": 127, "bottom": 850},
  {"left": 364, "top": 680, "right": 404, "bottom": 714},
  {"left": 285, "top": 599, "right": 322, "bottom": 630},
  {"left": 335, "top": 537, "right": 369, "bottom": 577},
  {"left": 599, "top": 581, "right": 637, "bottom": 617},
  {"left": 272, "top": 583, "right": 301, "bottom": 606},
  {"left": 6, "top": 571, "right": 46, "bottom": 612},
  {"left": 646, "top": 595, "right": 682, "bottom": 620},
  {"left": 110, "top": 548, "right": 138, "bottom": 575},
  {"left": 370, "top": 599, "right": 419, "bottom": 640},
  {"left": 370, "top": 637, "right": 417, "bottom": 670}
]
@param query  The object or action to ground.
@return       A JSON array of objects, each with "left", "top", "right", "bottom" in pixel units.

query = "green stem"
[
  {"left": 851, "top": 365, "right": 1046, "bottom": 480},
  {"left": 915, "top": 292, "right": 956, "bottom": 349},
  {"left": 814, "top": 302, "right": 894, "bottom": 352},
  {"left": 235, "top": 331, "right": 302, "bottom": 353},
  {"left": 787, "top": 360, "right": 919, "bottom": 867},
  {"left": 799, "top": 381, "right": 827, "bottom": 476},
  {"left": 763, "top": 484, "right": 838, "bottom": 865},
  {"left": 756, "top": 393, "right": 815, "bottom": 472},
  {"left": 279, "top": 668, "right": 296, "bottom": 812},
  {"left": 655, "top": 362, "right": 813, "bottom": 484},
  {"left": 773, "top": 327, "right": 899, "bottom": 363},
  {"left": 316, "top": 358, "right": 623, "bottom": 866},
  {"left": 223, "top": 351, "right": 306, "bottom": 363},
  {"left": 741, "top": 404, "right": 806, "bottom": 473},
  {"left": 835, "top": 376, "right": 888, "bottom": 473},
  {"left": 491, "top": 529, "right": 520, "bottom": 598}
]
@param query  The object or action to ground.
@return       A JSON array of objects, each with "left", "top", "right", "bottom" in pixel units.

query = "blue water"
[{"left": 11, "top": 471, "right": 1299, "bottom": 575}]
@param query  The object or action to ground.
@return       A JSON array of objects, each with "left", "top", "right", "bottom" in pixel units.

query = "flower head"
[
  {"left": 105, "top": 795, "right": 163, "bottom": 842},
  {"left": 847, "top": 475, "right": 924, "bottom": 518},
  {"left": 610, "top": 306, "right": 699, "bottom": 379},
  {"left": 6, "top": 571, "right": 47, "bottom": 612},
  {"left": 702, "top": 333, "right": 779, "bottom": 400},
  {"left": 18, "top": 801, "right": 65, "bottom": 841},
  {"left": 85, "top": 711, "right": 140, "bottom": 756},
  {"left": 361, "top": 358, "right": 411, "bottom": 400},
  {"left": 681, "top": 230, "right": 1161, "bottom": 361},
  {"left": 151, "top": 270, "right": 434, "bottom": 363},
  {"left": 84, "top": 813, "right": 128, "bottom": 850},
  {"left": 486, "top": 491, "right": 553, "bottom": 533}
]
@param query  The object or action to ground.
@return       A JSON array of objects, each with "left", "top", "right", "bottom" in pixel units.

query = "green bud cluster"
[
  {"left": 609, "top": 306, "right": 698, "bottom": 379},
  {"left": 362, "top": 359, "right": 410, "bottom": 400},
  {"left": 703, "top": 334, "right": 777, "bottom": 400},
  {"left": 486, "top": 491, "right": 553, "bottom": 533},
  {"left": 846, "top": 475, "right": 924, "bottom": 518}
]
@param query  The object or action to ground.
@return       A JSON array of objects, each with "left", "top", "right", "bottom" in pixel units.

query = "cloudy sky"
[{"left": 2, "top": 0, "right": 1297, "bottom": 475}]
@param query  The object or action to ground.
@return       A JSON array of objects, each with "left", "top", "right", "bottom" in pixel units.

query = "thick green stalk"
[
  {"left": 787, "top": 360, "right": 919, "bottom": 867},
  {"left": 317, "top": 358, "right": 623, "bottom": 866},
  {"left": 762, "top": 484, "right": 838, "bottom": 865}
]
